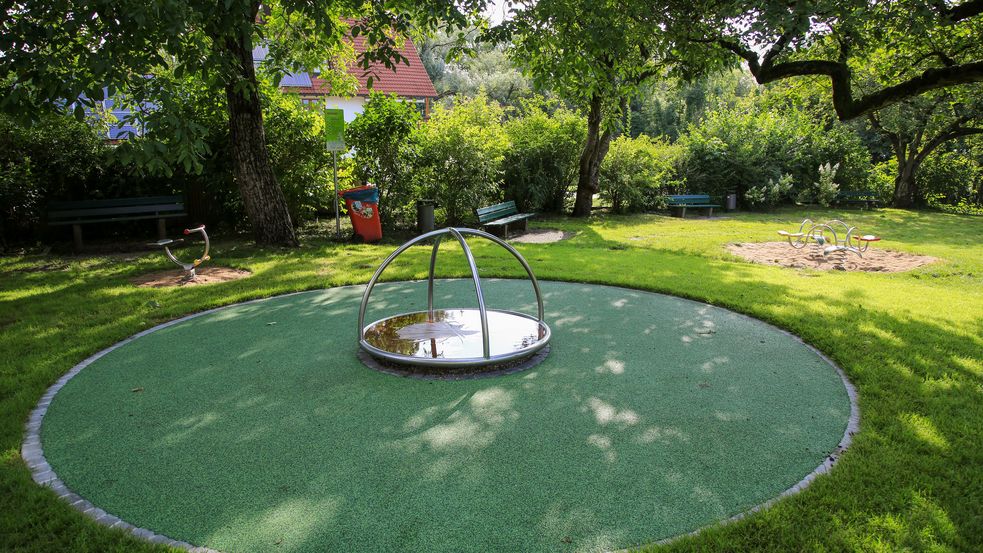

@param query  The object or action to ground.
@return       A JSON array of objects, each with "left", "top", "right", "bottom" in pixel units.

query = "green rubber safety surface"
[{"left": 41, "top": 280, "right": 851, "bottom": 553}]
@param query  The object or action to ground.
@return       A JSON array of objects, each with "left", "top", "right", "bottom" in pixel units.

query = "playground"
[{"left": 2, "top": 207, "right": 982, "bottom": 552}]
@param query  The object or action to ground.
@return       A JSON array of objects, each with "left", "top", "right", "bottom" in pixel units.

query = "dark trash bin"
[{"left": 417, "top": 199, "right": 437, "bottom": 234}]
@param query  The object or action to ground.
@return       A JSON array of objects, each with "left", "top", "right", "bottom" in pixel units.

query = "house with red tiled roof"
[
  {"left": 94, "top": 34, "right": 437, "bottom": 141},
  {"left": 256, "top": 34, "right": 437, "bottom": 122}
]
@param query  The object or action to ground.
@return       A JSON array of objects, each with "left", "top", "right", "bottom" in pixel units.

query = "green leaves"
[
  {"left": 345, "top": 92, "right": 422, "bottom": 228},
  {"left": 503, "top": 100, "right": 586, "bottom": 212},
  {"left": 414, "top": 94, "right": 508, "bottom": 225},
  {"left": 599, "top": 135, "right": 682, "bottom": 213}
]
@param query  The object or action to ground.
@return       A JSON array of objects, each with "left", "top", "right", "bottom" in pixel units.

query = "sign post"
[{"left": 323, "top": 108, "right": 346, "bottom": 239}]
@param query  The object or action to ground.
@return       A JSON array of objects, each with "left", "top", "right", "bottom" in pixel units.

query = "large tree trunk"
[
  {"left": 572, "top": 94, "right": 613, "bottom": 217},
  {"left": 893, "top": 155, "right": 920, "bottom": 208},
  {"left": 223, "top": 30, "right": 298, "bottom": 246}
]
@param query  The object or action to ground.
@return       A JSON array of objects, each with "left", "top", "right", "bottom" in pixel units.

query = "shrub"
[
  {"left": 414, "top": 95, "right": 508, "bottom": 225},
  {"left": 745, "top": 173, "right": 793, "bottom": 210},
  {"left": 815, "top": 162, "right": 840, "bottom": 207},
  {"left": 868, "top": 159, "right": 898, "bottom": 204},
  {"left": 503, "top": 100, "right": 585, "bottom": 213},
  {"left": 346, "top": 92, "right": 422, "bottom": 228},
  {"left": 262, "top": 88, "right": 336, "bottom": 226},
  {"left": 599, "top": 135, "right": 681, "bottom": 213},
  {"left": 917, "top": 150, "right": 982, "bottom": 207},
  {"left": 679, "top": 108, "right": 870, "bottom": 205},
  {"left": 796, "top": 162, "right": 840, "bottom": 206},
  {"left": 0, "top": 113, "right": 110, "bottom": 246}
]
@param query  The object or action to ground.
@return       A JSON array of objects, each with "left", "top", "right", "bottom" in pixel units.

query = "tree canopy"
[
  {"left": 1, "top": 0, "right": 485, "bottom": 244},
  {"left": 688, "top": 0, "right": 983, "bottom": 120},
  {"left": 495, "top": 0, "right": 728, "bottom": 216}
]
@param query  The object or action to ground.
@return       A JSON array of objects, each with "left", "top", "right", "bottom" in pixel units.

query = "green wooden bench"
[
  {"left": 48, "top": 195, "right": 186, "bottom": 250},
  {"left": 475, "top": 200, "right": 536, "bottom": 237},
  {"left": 834, "top": 191, "right": 881, "bottom": 209},
  {"left": 667, "top": 194, "right": 721, "bottom": 218}
]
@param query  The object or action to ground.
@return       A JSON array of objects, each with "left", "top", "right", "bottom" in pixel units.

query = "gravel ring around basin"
[{"left": 23, "top": 280, "right": 859, "bottom": 553}]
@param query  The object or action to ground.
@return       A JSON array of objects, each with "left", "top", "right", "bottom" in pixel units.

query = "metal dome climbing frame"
[{"left": 357, "top": 227, "right": 550, "bottom": 369}]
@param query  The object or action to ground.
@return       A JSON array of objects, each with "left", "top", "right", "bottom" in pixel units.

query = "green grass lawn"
[{"left": 2, "top": 207, "right": 982, "bottom": 552}]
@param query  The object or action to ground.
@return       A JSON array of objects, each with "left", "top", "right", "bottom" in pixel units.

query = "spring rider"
[{"left": 150, "top": 225, "right": 211, "bottom": 281}]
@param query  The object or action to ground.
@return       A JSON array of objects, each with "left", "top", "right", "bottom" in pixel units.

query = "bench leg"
[
  {"left": 72, "top": 224, "right": 83, "bottom": 252},
  {"left": 157, "top": 218, "right": 167, "bottom": 239},
  {"left": 680, "top": 207, "right": 686, "bottom": 218},
  {"left": 707, "top": 207, "right": 713, "bottom": 218}
]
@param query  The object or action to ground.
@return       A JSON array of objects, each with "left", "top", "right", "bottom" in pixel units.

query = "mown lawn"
[{"left": 1, "top": 207, "right": 981, "bottom": 552}]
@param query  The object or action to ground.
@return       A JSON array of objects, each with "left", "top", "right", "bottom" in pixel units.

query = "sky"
[{"left": 483, "top": 0, "right": 512, "bottom": 24}]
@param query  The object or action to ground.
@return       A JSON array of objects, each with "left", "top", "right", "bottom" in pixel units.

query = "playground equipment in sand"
[
  {"left": 778, "top": 219, "right": 880, "bottom": 259},
  {"left": 150, "top": 225, "right": 211, "bottom": 281}
]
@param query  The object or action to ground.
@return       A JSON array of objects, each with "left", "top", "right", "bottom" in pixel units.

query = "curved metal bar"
[
  {"left": 455, "top": 228, "right": 546, "bottom": 322},
  {"left": 186, "top": 225, "right": 210, "bottom": 266},
  {"left": 811, "top": 223, "right": 838, "bottom": 247},
  {"left": 826, "top": 220, "right": 852, "bottom": 246},
  {"left": 844, "top": 226, "right": 858, "bottom": 249},
  {"left": 426, "top": 236, "right": 443, "bottom": 321},
  {"left": 446, "top": 227, "right": 490, "bottom": 359},
  {"left": 161, "top": 244, "right": 187, "bottom": 269},
  {"left": 357, "top": 228, "right": 451, "bottom": 340}
]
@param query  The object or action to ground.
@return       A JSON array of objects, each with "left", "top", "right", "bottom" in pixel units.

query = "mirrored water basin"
[{"left": 361, "top": 308, "right": 549, "bottom": 365}]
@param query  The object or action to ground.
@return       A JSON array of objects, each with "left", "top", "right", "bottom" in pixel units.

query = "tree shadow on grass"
[{"left": 4, "top": 212, "right": 983, "bottom": 551}]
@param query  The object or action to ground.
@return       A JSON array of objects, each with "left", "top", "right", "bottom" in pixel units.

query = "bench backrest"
[
  {"left": 667, "top": 194, "right": 711, "bottom": 206},
  {"left": 476, "top": 200, "right": 519, "bottom": 223},
  {"left": 48, "top": 196, "right": 185, "bottom": 223},
  {"left": 835, "top": 191, "right": 877, "bottom": 199}
]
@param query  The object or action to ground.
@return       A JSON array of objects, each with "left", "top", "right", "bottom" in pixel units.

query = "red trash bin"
[{"left": 338, "top": 185, "right": 383, "bottom": 242}]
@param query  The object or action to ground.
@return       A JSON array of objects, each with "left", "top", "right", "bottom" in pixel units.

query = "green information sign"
[{"left": 324, "top": 109, "right": 346, "bottom": 152}]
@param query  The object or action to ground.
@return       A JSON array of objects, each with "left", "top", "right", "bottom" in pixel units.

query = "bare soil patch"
[
  {"left": 727, "top": 241, "right": 938, "bottom": 272},
  {"left": 131, "top": 266, "right": 251, "bottom": 287},
  {"left": 509, "top": 229, "right": 575, "bottom": 244}
]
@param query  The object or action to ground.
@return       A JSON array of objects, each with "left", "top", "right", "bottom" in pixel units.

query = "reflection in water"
[{"left": 363, "top": 309, "right": 546, "bottom": 359}]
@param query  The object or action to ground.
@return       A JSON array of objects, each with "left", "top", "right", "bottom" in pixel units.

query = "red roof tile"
[{"left": 290, "top": 35, "right": 437, "bottom": 98}]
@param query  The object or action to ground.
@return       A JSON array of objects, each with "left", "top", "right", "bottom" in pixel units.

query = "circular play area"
[{"left": 31, "top": 279, "right": 855, "bottom": 553}]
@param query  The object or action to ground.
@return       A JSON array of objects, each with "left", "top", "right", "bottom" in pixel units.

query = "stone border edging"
[{"left": 22, "top": 281, "right": 860, "bottom": 552}]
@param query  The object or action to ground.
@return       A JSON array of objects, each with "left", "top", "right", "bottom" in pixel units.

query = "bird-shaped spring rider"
[{"left": 151, "top": 225, "right": 211, "bottom": 281}]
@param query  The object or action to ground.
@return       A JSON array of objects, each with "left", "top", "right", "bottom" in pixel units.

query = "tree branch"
[
  {"left": 760, "top": 26, "right": 799, "bottom": 70},
  {"left": 933, "top": 0, "right": 983, "bottom": 23},
  {"left": 867, "top": 112, "right": 900, "bottom": 147},
  {"left": 915, "top": 126, "right": 983, "bottom": 164},
  {"left": 750, "top": 58, "right": 983, "bottom": 120}
]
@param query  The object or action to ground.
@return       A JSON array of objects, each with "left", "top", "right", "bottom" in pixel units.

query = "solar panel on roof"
[
  {"left": 108, "top": 125, "right": 141, "bottom": 140},
  {"left": 278, "top": 72, "right": 313, "bottom": 87},
  {"left": 252, "top": 45, "right": 269, "bottom": 63}
]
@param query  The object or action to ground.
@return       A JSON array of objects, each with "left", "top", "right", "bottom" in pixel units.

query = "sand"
[
  {"left": 508, "top": 229, "right": 575, "bottom": 244},
  {"left": 131, "top": 266, "right": 251, "bottom": 287},
  {"left": 727, "top": 241, "right": 937, "bottom": 272}
]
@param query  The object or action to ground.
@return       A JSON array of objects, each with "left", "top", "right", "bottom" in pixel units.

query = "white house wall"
[{"left": 320, "top": 97, "right": 366, "bottom": 122}]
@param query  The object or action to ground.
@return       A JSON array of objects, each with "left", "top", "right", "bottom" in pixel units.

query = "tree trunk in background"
[
  {"left": 223, "top": 32, "right": 298, "bottom": 246},
  {"left": 573, "top": 95, "right": 613, "bottom": 217},
  {"left": 893, "top": 154, "right": 921, "bottom": 208}
]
